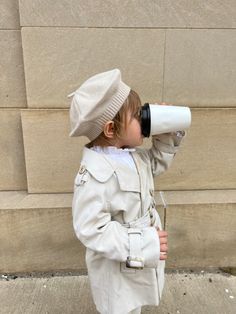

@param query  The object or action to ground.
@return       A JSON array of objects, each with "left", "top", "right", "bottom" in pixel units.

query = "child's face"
[{"left": 118, "top": 111, "right": 143, "bottom": 148}]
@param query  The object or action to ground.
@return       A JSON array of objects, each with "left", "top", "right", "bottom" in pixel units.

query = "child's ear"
[{"left": 103, "top": 121, "right": 115, "bottom": 138}]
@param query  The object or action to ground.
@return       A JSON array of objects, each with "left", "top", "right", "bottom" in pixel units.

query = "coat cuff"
[{"left": 152, "top": 131, "right": 186, "bottom": 154}]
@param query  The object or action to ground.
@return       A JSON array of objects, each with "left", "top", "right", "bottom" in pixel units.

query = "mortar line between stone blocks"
[
  {"left": 19, "top": 115, "right": 30, "bottom": 193},
  {"left": 20, "top": 29, "right": 30, "bottom": 109},
  {"left": 18, "top": 26, "right": 236, "bottom": 30},
  {"left": 161, "top": 29, "right": 167, "bottom": 102},
  {"left": 19, "top": 30, "right": 31, "bottom": 194},
  {"left": 0, "top": 29, "right": 21, "bottom": 31}
]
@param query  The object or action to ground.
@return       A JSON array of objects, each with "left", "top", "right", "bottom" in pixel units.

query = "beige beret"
[{"left": 69, "top": 69, "right": 131, "bottom": 141}]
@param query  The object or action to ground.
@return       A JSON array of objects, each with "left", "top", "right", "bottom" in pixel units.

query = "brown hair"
[
  {"left": 112, "top": 89, "right": 142, "bottom": 138},
  {"left": 90, "top": 89, "right": 141, "bottom": 146}
]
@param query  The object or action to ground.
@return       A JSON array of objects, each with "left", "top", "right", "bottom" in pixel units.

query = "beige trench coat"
[{"left": 72, "top": 133, "right": 184, "bottom": 314}]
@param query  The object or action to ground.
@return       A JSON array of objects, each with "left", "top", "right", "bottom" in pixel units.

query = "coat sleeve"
[
  {"left": 139, "top": 131, "right": 185, "bottom": 176},
  {"left": 72, "top": 171, "right": 161, "bottom": 268}
]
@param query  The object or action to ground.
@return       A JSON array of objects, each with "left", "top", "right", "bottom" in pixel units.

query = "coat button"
[
  {"left": 79, "top": 165, "right": 86, "bottom": 174},
  {"left": 149, "top": 189, "right": 154, "bottom": 196}
]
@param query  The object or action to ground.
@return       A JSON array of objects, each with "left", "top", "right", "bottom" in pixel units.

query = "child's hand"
[{"left": 157, "top": 229, "right": 168, "bottom": 260}]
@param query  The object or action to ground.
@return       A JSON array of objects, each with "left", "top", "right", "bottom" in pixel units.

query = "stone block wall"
[{"left": 0, "top": 0, "right": 235, "bottom": 273}]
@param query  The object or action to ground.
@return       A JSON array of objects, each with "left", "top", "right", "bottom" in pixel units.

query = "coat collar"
[{"left": 81, "top": 147, "right": 142, "bottom": 193}]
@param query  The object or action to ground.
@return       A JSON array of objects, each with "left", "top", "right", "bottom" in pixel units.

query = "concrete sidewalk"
[{"left": 0, "top": 271, "right": 235, "bottom": 314}]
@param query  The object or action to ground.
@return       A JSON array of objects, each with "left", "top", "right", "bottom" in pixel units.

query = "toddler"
[{"left": 69, "top": 69, "right": 185, "bottom": 314}]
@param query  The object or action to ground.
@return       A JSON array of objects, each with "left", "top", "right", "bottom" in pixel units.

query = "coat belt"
[{"left": 122, "top": 207, "right": 154, "bottom": 229}]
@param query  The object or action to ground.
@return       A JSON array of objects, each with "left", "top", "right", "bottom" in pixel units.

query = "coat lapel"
[{"left": 132, "top": 152, "right": 149, "bottom": 215}]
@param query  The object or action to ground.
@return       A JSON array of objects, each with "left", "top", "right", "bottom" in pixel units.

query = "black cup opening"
[{"left": 140, "top": 103, "right": 151, "bottom": 137}]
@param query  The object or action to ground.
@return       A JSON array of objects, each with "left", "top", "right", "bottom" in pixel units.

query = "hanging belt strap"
[{"left": 126, "top": 228, "right": 144, "bottom": 269}]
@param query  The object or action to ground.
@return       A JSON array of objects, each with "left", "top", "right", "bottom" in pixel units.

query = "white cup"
[{"left": 140, "top": 103, "right": 191, "bottom": 137}]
